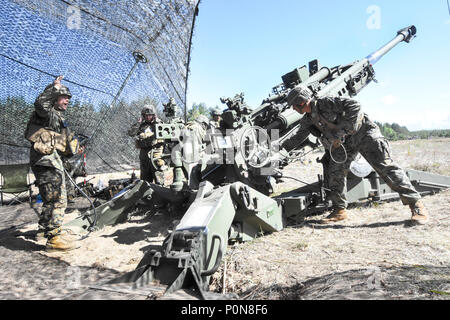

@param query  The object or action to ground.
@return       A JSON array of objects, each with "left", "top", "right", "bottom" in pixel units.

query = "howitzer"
[{"left": 67, "top": 26, "right": 450, "bottom": 299}]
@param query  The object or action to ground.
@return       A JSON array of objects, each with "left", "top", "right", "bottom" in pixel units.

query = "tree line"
[
  {"left": 1, "top": 96, "right": 447, "bottom": 149},
  {"left": 373, "top": 121, "right": 450, "bottom": 141}
]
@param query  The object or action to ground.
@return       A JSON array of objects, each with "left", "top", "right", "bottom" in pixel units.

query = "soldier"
[
  {"left": 210, "top": 108, "right": 223, "bottom": 129},
  {"left": 128, "top": 104, "right": 166, "bottom": 184},
  {"left": 24, "top": 75, "right": 81, "bottom": 251},
  {"left": 190, "top": 115, "right": 210, "bottom": 140},
  {"left": 284, "top": 85, "right": 429, "bottom": 225}
]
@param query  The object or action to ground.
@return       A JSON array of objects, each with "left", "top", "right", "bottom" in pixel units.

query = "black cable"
[
  {"left": 0, "top": 53, "right": 114, "bottom": 97},
  {"left": 184, "top": 1, "right": 201, "bottom": 122},
  {"left": 63, "top": 167, "right": 97, "bottom": 239},
  {"left": 274, "top": 168, "right": 331, "bottom": 192},
  {"left": 89, "top": 146, "right": 131, "bottom": 173},
  {"left": 328, "top": 143, "right": 348, "bottom": 164}
]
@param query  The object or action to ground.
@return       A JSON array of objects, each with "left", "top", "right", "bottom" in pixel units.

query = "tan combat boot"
[
  {"left": 46, "top": 230, "right": 81, "bottom": 252},
  {"left": 36, "top": 231, "right": 45, "bottom": 242},
  {"left": 320, "top": 208, "right": 348, "bottom": 224},
  {"left": 409, "top": 200, "right": 429, "bottom": 225},
  {"left": 35, "top": 228, "right": 46, "bottom": 242}
]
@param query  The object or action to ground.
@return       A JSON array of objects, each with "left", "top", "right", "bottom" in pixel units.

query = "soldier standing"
[
  {"left": 210, "top": 108, "right": 223, "bottom": 129},
  {"left": 284, "top": 85, "right": 429, "bottom": 225},
  {"left": 25, "top": 75, "right": 81, "bottom": 251},
  {"left": 128, "top": 104, "right": 166, "bottom": 184}
]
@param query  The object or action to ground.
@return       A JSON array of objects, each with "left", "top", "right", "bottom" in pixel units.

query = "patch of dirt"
[
  {"left": 0, "top": 139, "right": 449, "bottom": 299},
  {"left": 209, "top": 189, "right": 450, "bottom": 299}
]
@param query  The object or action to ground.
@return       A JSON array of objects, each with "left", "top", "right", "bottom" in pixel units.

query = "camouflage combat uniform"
[
  {"left": 284, "top": 96, "right": 421, "bottom": 209},
  {"left": 209, "top": 108, "right": 223, "bottom": 130},
  {"left": 128, "top": 119, "right": 165, "bottom": 183},
  {"left": 25, "top": 84, "right": 70, "bottom": 238}
]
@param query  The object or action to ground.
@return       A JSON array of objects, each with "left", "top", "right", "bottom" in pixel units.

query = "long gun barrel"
[
  {"left": 318, "top": 25, "right": 417, "bottom": 97},
  {"left": 366, "top": 25, "right": 416, "bottom": 65}
]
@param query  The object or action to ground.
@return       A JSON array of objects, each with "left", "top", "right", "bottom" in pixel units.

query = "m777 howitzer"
[{"left": 67, "top": 26, "right": 450, "bottom": 299}]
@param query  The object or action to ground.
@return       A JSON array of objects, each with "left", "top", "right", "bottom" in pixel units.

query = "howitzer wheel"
[{"left": 239, "top": 126, "right": 272, "bottom": 168}]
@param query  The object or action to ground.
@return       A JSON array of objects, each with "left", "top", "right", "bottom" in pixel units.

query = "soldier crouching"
[{"left": 284, "top": 85, "right": 429, "bottom": 225}]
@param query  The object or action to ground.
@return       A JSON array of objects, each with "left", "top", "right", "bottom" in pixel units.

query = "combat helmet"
[
  {"left": 55, "top": 84, "right": 72, "bottom": 99},
  {"left": 195, "top": 115, "right": 210, "bottom": 126},
  {"left": 210, "top": 108, "right": 222, "bottom": 117},
  {"left": 141, "top": 104, "right": 156, "bottom": 116},
  {"left": 286, "top": 85, "right": 312, "bottom": 106}
]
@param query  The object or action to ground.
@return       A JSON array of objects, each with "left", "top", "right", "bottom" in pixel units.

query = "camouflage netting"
[{"left": 0, "top": 0, "right": 200, "bottom": 172}]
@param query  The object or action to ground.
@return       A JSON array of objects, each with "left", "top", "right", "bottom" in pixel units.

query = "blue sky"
[{"left": 186, "top": 0, "right": 450, "bottom": 131}]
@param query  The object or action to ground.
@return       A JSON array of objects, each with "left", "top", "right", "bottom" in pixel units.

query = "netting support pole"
[{"left": 89, "top": 51, "right": 148, "bottom": 140}]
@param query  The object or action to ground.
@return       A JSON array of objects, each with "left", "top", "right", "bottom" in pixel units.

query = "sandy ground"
[{"left": 0, "top": 138, "right": 449, "bottom": 300}]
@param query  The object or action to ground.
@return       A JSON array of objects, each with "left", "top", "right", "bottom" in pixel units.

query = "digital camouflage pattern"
[
  {"left": 26, "top": 82, "right": 71, "bottom": 238},
  {"left": 284, "top": 96, "right": 421, "bottom": 209},
  {"left": 210, "top": 108, "right": 223, "bottom": 129},
  {"left": 26, "top": 83, "right": 71, "bottom": 168},
  {"left": 128, "top": 119, "right": 165, "bottom": 183},
  {"left": 322, "top": 116, "right": 421, "bottom": 208},
  {"left": 285, "top": 85, "right": 313, "bottom": 106},
  {"left": 34, "top": 166, "right": 67, "bottom": 238}
]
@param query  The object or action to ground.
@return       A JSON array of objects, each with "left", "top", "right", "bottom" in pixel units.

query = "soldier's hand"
[
  {"left": 331, "top": 138, "right": 342, "bottom": 150},
  {"left": 54, "top": 75, "right": 64, "bottom": 89},
  {"left": 138, "top": 117, "right": 143, "bottom": 123},
  {"left": 139, "top": 131, "right": 154, "bottom": 139}
]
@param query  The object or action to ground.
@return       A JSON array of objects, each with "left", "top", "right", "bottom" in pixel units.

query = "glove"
[
  {"left": 138, "top": 131, "right": 154, "bottom": 139},
  {"left": 321, "top": 136, "right": 343, "bottom": 150},
  {"left": 331, "top": 138, "right": 342, "bottom": 150}
]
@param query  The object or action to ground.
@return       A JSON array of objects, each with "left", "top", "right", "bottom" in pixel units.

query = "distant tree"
[
  {"left": 187, "top": 102, "right": 212, "bottom": 121},
  {"left": 374, "top": 121, "right": 383, "bottom": 129},
  {"left": 382, "top": 126, "right": 398, "bottom": 141},
  {"left": 391, "top": 122, "right": 409, "bottom": 135}
]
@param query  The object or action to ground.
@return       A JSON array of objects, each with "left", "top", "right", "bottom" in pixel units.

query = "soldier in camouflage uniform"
[
  {"left": 128, "top": 104, "right": 166, "bottom": 184},
  {"left": 284, "top": 85, "right": 429, "bottom": 225},
  {"left": 24, "top": 75, "right": 81, "bottom": 251},
  {"left": 210, "top": 108, "right": 223, "bottom": 129},
  {"left": 187, "top": 115, "right": 210, "bottom": 141}
]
